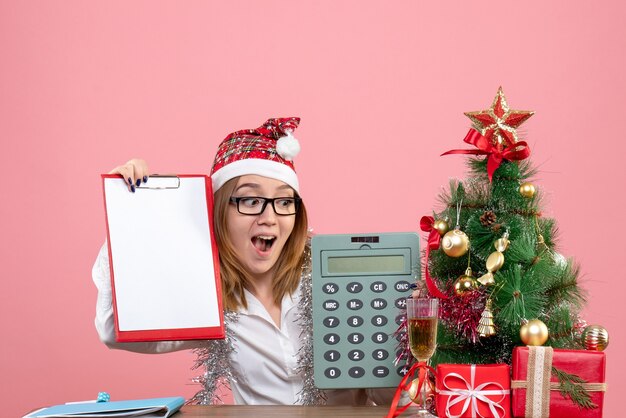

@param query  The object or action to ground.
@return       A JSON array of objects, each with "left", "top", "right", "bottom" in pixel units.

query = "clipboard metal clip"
[{"left": 137, "top": 175, "right": 181, "bottom": 190}]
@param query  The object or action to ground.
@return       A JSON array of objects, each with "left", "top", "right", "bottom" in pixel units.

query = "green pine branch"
[
  {"left": 493, "top": 265, "right": 548, "bottom": 334},
  {"left": 551, "top": 367, "right": 598, "bottom": 410},
  {"left": 544, "top": 260, "right": 587, "bottom": 309}
]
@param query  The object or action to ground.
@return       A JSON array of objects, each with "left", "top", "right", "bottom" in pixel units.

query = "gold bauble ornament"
[
  {"left": 441, "top": 228, "right": 470, "bottom": 258},
  {"left": 519, "top": 182, "right": 536, "bottom": 198},
  {"left": 408, "top": 377, "right": 435, "bottom": 407},
  {"left": 520, "top": 319, "right": 549, "bottom": 346},
  {"left": 433, "top": 219, "right": 450, "bottom": 236},
  {"left": 454, "top": 267, "right": 477, "bottom": 296},
  {"left": 582, "top": 324, "right": 609, "bottom": 351}
]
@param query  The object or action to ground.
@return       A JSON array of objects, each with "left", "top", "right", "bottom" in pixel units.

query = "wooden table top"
[{"left": 177, "top": 405, "right": 398, "bottom": 417}]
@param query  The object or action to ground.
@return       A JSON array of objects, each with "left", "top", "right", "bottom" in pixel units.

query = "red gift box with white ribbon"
[
  {"left": 436, "top": 363, "right": 511, "bottom": 418},
  {"left": 511, "top": 346, "right": 606, "bottom": 418}
]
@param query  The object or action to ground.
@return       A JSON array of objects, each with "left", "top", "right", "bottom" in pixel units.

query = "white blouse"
[{"left": 92, "top": 244, "right": 395, "bottom": 405}]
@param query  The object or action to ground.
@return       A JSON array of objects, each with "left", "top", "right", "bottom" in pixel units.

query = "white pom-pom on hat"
[{"left": 276, "top": 130, "right": 301, "bottom": 161}]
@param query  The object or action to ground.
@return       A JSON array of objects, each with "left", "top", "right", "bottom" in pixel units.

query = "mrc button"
[{"left": 323, "top": 300, "right": 339, "bottom": 311}]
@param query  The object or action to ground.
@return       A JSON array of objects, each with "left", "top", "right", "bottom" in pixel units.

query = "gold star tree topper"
[{"left": 464, "top": 87, "right": 534, "bottom": 148}]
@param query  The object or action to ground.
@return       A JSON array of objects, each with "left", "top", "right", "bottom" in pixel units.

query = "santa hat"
[{"left": 210, "top": 117, "right": 302, "bottom": 193}]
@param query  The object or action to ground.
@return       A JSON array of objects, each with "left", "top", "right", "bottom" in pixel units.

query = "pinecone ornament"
[{"left": 480, "top": 211, "right": 497, "bottom": 227}]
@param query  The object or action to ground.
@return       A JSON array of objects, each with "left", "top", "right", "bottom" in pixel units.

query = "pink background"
[{"left": 2, "top": 1, "right": 623, "bottom": 416}]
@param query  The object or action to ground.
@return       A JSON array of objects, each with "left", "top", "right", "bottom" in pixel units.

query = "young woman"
[{"left": 93, "top": 117, "right": 393, "bottom": 406}]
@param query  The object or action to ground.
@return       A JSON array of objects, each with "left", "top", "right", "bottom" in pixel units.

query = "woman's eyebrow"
[
  {"left": 234, "top": 183, "right": 260, "bottom": 192},
  {"left": 234, "top": 183, "right": 293, "bottom": 192}
]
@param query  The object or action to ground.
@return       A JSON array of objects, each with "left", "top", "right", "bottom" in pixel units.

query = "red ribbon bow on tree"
[
  {"left": 420, "top": 216, "right": 448, "bottom": 300},
  {"left": 442, "top": 129, "right": 531, "bottom": 181}
]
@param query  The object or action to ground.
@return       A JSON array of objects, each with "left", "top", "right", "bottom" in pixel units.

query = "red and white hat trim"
[{"left": 211, "top": 157, "right": 300, "bottom": 193}]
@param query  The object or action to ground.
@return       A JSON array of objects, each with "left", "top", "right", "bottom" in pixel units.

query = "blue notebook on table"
[{"left": 24, "top": 396, "right": 184, "bottom": 418}]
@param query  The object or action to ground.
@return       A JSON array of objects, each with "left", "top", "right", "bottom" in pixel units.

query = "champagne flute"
[{"left": 406, "top": 297, "right": 439, "bottom": 417}]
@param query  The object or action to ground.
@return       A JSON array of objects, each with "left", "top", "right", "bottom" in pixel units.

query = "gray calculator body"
[{"left": 311, "top": 232, "right": 419, "bottom": 389}]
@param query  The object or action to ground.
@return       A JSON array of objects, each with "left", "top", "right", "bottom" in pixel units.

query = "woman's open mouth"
[{"left": 252, "top": 235, "right": 276, "bottom": 252}]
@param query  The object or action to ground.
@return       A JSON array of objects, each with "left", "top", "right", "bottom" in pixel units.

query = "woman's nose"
[{"left": 256, "top": 201, "right": 277, "bottom": 224}]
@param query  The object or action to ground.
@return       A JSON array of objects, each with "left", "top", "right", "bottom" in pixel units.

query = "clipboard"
[{"left": 101, "top": 174, "right": 224, "bottom": 342}]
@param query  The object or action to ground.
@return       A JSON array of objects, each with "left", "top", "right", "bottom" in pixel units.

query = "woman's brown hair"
[{"left": 213, "top": 177, "right": 309, "bottom": 311}]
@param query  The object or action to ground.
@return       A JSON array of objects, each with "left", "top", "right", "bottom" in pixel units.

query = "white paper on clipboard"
[{"left": 102, "top": 174, "right": 224, "bottom": 341}]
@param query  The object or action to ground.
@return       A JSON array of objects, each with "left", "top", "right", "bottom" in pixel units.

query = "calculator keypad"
[
  {"left": 314, "top": 275, "right": 412, "bottom": 388},
  {"left": 312, "top": 233, "right": 418, "bottom": 389},
  {"left": 316, "top": 279, "right": 410, "bottom": 387}
]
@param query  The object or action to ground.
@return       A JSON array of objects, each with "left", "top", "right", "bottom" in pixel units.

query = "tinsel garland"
[
  {"left": 295, "top": 243, "right": 327, "bottom": 405},
  {"left": 439, "top": 289, "right": 486, "bottom": 344},
  {"left": 188, "top": 310, "right": 239, "bottom": 405},
  {"left": 188, "top": 243, "right": 327, "bottom": 405}
]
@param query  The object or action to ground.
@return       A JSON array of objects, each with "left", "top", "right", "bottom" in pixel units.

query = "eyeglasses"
[{"left": 229, "top": 196, "right": 301, "bottom": 216}]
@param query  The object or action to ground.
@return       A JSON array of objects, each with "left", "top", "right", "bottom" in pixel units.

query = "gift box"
[
  {"left": 436, "top": 363, "right": 511, "bottom": 418},
  {"left": 511, "top": 346, "right": 606, "bottom": 418}
]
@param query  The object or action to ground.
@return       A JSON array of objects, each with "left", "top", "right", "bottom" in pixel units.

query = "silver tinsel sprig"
[
  {"left": 188, "top": 310, "right": 239, "bottom": 405},
  {"left": 295, "top": 242, "right": 327, "bottom": 405}
]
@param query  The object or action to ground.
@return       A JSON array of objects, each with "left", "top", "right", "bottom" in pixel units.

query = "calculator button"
[
  {"left": 347, "top": 299, "right": 363, "bottom": 310},
  {"left": 323, "top": 316, "right": 340, "bottom": 328},
  {"left": 324, "top": 350, "right": 341, "bottom": 362},
  {"left": 371, "top": 298, "right": 387, "bottom": 309},
  {"left": 395, "top": 332, "right": 406, "bottom": 342},
  {"left": 347, "top": 316, "right": 364, "bottom": 327},
  {"left": 395, "top": 349, "right": 409, "bottom": 361},
  {"left": 397, "top": 365, "right": 410, "bottom": 376},
  {"left": 370, "top": 281, "right": 387, "bottom": 292},
  {"left": 395, "top": 314, "right": 405, "bottom": 325},
  {"left": 373, "top": 366, "right": 390, "bottom": 378},
  {"left": 348, "top": 349, "right": 364, "bottom": 361},
  {"left": 324, "top": 333, "right": 341, "bottom": 345},
  {"left": 323, "top": 300, "right": 339, "bottom": 311},
  {"left": 349, "top": 367, "right": 365, "bottom": 378},
  {"left": 395, "top": 281, "right": 411, "bottom": 292},
  {"left": 372, "top": 332, "right": 389, "bottom": 343},
  {"left": 372, "top": 349, "right": 389, "bottom": 360},
  {"left": 395, "top": 297, "right": 407, "bottom": 309},
  {"left": 348, "top": 333, "right": 364, "bottom": 344},
  {"left": 371, "top": 315, "right": 388, "bottom": 327},
  {"left": 322, "top": 283, "right": 339, "bottom": 294},
  {"left": 346, "top": 282, "right": 363, "bottom": 293},
  {"left": 324, "top": 367, "right": 341, "bottom": 379}
]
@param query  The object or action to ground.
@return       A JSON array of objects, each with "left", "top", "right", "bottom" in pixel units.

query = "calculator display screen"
[{"left": 327, "top": 255, "right": 404, "bottom": 274}]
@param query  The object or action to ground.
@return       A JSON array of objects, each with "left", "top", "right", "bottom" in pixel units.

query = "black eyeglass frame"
[{"left": 229, "top": 196, "right": 302, "bottom": 216}]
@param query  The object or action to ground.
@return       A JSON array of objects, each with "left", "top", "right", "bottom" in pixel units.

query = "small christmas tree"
[{"left": 419, "top": 87, "right": 588, "bottom": 366}]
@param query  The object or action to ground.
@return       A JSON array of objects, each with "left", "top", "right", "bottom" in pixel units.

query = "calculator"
[{"left": 311, "top": 232, "right": 419, "bottom": 389}]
